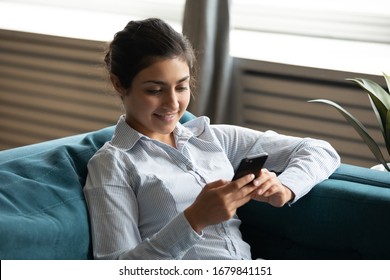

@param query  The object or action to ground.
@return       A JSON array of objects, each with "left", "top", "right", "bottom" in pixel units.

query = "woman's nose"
[{"left": 163, "top": 89, "right": 179, "bottom": 108}]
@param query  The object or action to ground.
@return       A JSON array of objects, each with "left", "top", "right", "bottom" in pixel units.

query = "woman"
[{"left": 84, "top": 18, "right": 340, "bottom": 260}]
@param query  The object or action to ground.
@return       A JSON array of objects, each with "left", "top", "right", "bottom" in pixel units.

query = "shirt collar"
[
  {"left": 110, "top": 115, "right": 209, "bottom": 151},
  {"left": 110, "top": 115, "right": 143, "bottom": 150}
]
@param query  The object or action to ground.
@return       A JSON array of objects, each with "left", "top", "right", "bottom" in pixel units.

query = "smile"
[{"left": 154, "top": 112, "right": 178, "bottom": 122}]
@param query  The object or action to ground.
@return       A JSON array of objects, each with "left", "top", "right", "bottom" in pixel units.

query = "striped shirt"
[{"left": 83, "top": 115, "right": 340, "bottom": 259}]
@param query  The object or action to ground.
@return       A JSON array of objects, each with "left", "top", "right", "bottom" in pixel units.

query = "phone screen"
[{"left": 232, "top": 153, "right": 268, "bottom": 181}]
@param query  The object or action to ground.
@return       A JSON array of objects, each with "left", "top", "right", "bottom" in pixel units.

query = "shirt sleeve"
[
  {"left": 210, "top": 125, "right": 341, "bottom": 202},
  {"left": 83, "top": 147, "right": 203, "bottom": 260}
]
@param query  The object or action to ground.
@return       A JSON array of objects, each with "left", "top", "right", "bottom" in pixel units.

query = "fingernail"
[{"left": 253, "top": 179, "right": 260, "bottom": 186}]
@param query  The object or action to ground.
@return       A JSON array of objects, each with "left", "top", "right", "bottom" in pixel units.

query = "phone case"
[{"left": 232, "top": 153, "right": 268, "bottom": 180}]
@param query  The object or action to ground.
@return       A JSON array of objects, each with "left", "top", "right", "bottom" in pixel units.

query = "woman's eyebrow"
[
  {"left": 142, "top": 76, "right": 190, "bottom": 85},
  {"left": 177, "top": 76, "right": 190, "bottom": 83}
]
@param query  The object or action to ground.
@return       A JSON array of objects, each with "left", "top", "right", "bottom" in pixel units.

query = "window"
[
  {"left": 1, "top": 0, "right": 389, "bottom": 74},
  {"left": 5, "top": 0, "right": 185, "bottom": 23},
  {"left": 4, "top": 0, "right": 390, "bottom": 44},
  {"left": 0, "top": 0, "right": 185, "bottom": 40},
  {"left": 230, "top": 0, "right": 390, "bottom": 75},
  {"left": 231, "top": 0, "right": 390, "bottom": 44}
]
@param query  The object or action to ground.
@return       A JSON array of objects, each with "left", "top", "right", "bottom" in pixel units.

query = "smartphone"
[{"left": 232, "top": 153, "right": 268, "bottom": 181}]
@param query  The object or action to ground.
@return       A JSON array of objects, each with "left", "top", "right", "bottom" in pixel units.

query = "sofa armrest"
[
  {"left": 238, "top": 163, "right": 390, "bottom": 259},
  {"left": 331, "top": 163, "right": 390, "bottom": 188}
]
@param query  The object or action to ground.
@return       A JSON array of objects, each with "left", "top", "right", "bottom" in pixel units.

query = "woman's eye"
[
  {"left": 146, "top": 89, "right": 162, "bottom": 95},
  {"left": 176, "top": 86, "right": 188, "bottom": 92}
]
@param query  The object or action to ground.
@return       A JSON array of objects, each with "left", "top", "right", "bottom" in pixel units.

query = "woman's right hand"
[{"left": 184, "top": 174, "right": 259, "bottom": 234}]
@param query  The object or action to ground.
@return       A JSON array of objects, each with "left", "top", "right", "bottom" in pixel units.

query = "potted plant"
[{"left": 308, "top": 73, "right": 390, "bottom": 171}]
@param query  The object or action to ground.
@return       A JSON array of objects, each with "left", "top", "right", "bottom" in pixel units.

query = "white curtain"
[{"left": 182, "top": 0, "right": 232, "bottom": 123}]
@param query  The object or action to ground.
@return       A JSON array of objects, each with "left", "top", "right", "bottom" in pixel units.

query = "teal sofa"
[{"left": 1, "top": 112, "right": 390, "bottom": 260}]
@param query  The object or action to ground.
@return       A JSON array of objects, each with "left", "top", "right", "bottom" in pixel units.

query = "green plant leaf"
[
  {"left": 308, "top": 99, "right": 390, "bottom": 171},
  {"left": 348, "top": 77, "right": 390, "bottom": 155},
  {"left": 383, "top": 72, "right": 390, "bottom": 95},
  {"left": 347, "top": 78, "right": 390, "bottom": 110},
  {"left": 368, "top": 96, "right": 388, "bottom": 151},
  {"left": 387, "top": 110, "right": 390, "bottom": 156},
  {"left": 367, "top": 91, "right": 388, "bottom": 134}
]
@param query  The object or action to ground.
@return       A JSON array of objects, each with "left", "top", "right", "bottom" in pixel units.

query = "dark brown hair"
[{"left": 104, "top": 18, "right": 197, "bottom": 91}]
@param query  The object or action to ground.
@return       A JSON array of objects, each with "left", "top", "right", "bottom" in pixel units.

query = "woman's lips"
[{"left": 153, "top": 112, "right": 178, "bottom": 122}]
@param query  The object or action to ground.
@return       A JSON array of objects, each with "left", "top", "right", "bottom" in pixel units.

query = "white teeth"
[
  {"left": 156, "top": 113, "right": 176, "bottom": 117},
  {"left": 155, "top": 113, "right": 177, "bottom": 120}
]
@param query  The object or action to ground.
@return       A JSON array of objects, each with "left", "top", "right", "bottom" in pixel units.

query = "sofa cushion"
[
  {"left": 0, "top": 126, "right": 114, "bottom": 259},
  {"left": 0, "top": 112, "right": 195, "bottom": 259}
]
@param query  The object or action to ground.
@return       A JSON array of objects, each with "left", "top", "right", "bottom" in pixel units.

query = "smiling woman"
[
  {"left": 104, "top": 18, "right": 195, "bottom": 145},
  {"left": 83, "top": 17, "right": 340, "bottom": 260},
  {"left": 113, "top": 58, "right": 191, "bottom": 145}
]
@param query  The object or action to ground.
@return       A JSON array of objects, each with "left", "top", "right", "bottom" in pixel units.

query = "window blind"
[
  {"left": 6, "top": 0, "right": 185, "bottom": 23},
  {"left": 7, "top": 0, "right": 390, "bottom": 44},
  {"left": 231, "top": 0, "right": 390, "bottom": 44}
]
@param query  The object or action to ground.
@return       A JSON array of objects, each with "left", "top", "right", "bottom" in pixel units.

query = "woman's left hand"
[{"left": 250, "top": 169, "right": 295, "bottom": 207}]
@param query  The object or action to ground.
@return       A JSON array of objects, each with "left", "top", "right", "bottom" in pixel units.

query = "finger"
[
  {"left": 233, "top": 180, "right": 264, "bottom": 203},
  {"left": 222, "top": 174, "right": 258, "bottom": 204},
  {"left": 230, "top": 184, "right": 260, "bottom": 207},
  {"left": 253, "top": 168, "right": 271, "bottom": 186},
  {"left": 256, "top": 178, "right": 278, "bottom": 195},
  {"left": 232, "top": 193, "right": 254, "bottom": 208},
  {"left": 204, "top": 179, "right": 229, "bottom": 190},
  {"left": 231, "top": 173, "right": 256, "bottom": 189},
  {"left": 259, "top": 184, "right": 277, "bottom": 197}
]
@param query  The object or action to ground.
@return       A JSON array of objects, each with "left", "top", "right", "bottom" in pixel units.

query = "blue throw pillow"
[
  {"left": 0, "top": 126, "right": 114, "bottom": 259},
  {"left": 0, "top": 111, "right": 195, "bottom": 259}
]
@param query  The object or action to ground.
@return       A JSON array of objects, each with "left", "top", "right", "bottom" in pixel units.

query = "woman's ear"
[{"left": 110, "top": 74, "right": 127, "bottom": 97}]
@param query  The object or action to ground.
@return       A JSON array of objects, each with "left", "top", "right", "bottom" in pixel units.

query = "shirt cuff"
[
  {"left": 277, "top": 171, "right": 313, "bottom": 204},
  {"left": 148, "top": 212, "right": 204, "bottom": 259}
]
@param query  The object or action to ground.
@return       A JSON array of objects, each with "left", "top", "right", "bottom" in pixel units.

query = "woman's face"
[{"left": 120, "top": 58, "right": 191, "bottom": 142}]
